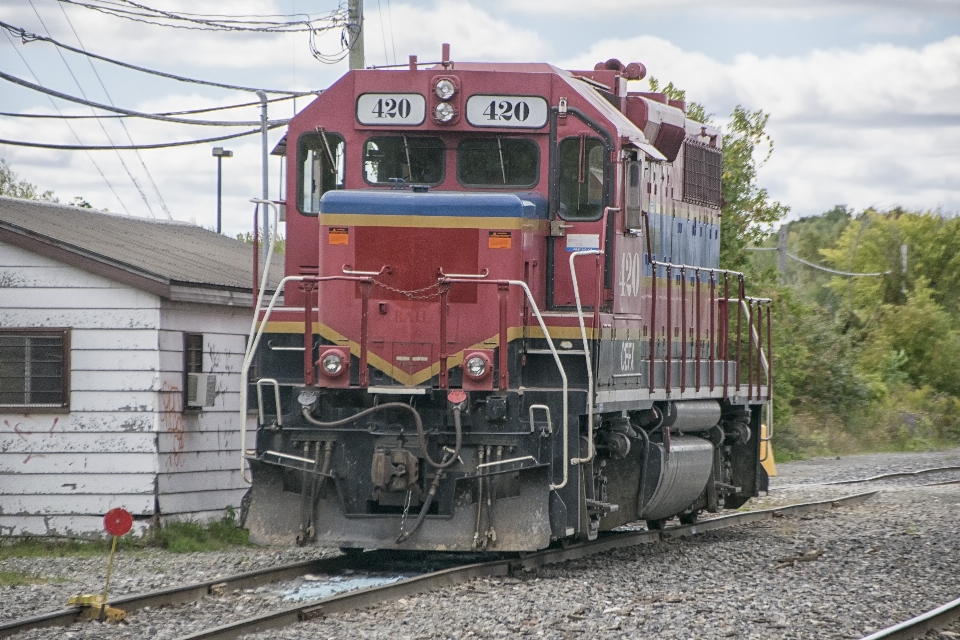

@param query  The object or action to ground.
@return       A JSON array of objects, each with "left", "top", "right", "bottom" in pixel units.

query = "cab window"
[
  {"left": 558, "top": 137, "right": 605, "bottom": 221},
  {"left": 298, "top": 131, "right": 344, "bottom": 215},
  {"left": 457, "top": 138, "right": 539, "bottom": 187},
  {"left": 363, "top": 136, "right": 444, "bottom": 186}
]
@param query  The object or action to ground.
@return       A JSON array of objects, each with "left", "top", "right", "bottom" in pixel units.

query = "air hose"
[{"left": 300, "top": 401, "right": 462, "bottom": 470}]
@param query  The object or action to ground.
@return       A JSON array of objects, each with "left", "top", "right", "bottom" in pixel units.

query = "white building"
[{"left": 0, "top": 196, "right": 280, "bottom": 538}]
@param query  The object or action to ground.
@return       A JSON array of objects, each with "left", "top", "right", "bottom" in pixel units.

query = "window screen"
[
  {"left": 0, "top": 330, "right": 68, "bottom": 408},
  {"left": 457, "top": 138, "right": 538, "bottom": 187},
  {"left": 363, "top": 136, "right": 444, "bottom": 186},
  {"left": 299, "top": 131, "right": 345, "bottom": 215},
  {"left": 558, "top": 137, "right": 605, "bottom": 221}
]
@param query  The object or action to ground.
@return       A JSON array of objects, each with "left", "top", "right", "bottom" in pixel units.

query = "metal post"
[
  {"left": 256, "top": 91, "right": 269, "bottom": 275},
  {"left": 777, "top": 226, "right": 787, "bottom": 281},
  {"left": 348, "top": 0, "right": 364, "bottom": 70},
  {"left": 212, "top": 147, "right": 232, "bottom": 234}
]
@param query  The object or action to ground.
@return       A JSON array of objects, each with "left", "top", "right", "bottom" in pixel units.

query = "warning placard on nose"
[
  {"left": 488, "top": 231, "right": 512, "bottom": 249},
  {"left": 328, "top": 227, "right": 349, "bottom": 245}
]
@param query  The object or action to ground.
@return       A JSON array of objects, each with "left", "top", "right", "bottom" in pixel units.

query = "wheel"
[
  {"left": 646, "top": 519, "right": 666, "bottom": 531},
  {"left": 678, "top": 511, "right": 698, "bottom": 526}
]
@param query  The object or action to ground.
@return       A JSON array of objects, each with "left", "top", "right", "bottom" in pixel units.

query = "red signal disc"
[{"left": 103, "top": 508, "right": 133, "bottom": 536}]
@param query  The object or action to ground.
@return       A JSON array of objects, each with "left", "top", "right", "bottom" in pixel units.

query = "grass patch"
[
  {"left": 150, "top": 509, "right": 250, "bottom": 553},
  {"left": 0, "top": 509, "right": 250, "bottom": 557},
  {"left": 0, "top": 570, "right": 45, "bottom": 586}
]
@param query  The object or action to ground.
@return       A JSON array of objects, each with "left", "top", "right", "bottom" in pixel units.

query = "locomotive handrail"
[
  {"left": 441, "top": 277, "right": 572, "bottom": 491},
  {"left": 569, "top": 249, "right": 603, "bottom": 465},
  {"left": 255, "top": 378, "right": 283, "bottom": 427},
  {"left": 240, "top": 272, "right": 374, "bottom": 483},
  {"left": 342, "top": 264, "right": 392, "bottom": 276},
  {"left": 436, "top": 267, "right": 489, "bottom": 279}
]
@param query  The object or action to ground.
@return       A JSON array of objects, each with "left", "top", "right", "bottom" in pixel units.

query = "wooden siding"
[
  {"left": 0, "top": 241, "right": 255, "bottom": 536},
  {"left": 156, "top": 301, "right": 251, "bottom": 521},
  {"left": 0, "top": 241, "right": 161, "bottom": 537}
]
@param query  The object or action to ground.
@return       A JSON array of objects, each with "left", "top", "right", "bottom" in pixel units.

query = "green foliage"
[
  {"left": 236, "top": 230, "right": 286, "bottom": 255},
  {"left": 150, "top": 509, "right": 250, "bottom": 553},
  {"left": 719, "top": 107, "right": 790, "bottom": 270},
  {"left": 0, "top": 158, "right": 99, "bottom": 209},
  {"left": 0, "top": 158, "right": 57, "bottom": 201},
  {"left": 0, "top": 570, "right": 45, "bottom": 586}
]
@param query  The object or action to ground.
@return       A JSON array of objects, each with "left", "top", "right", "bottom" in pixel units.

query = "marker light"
[
  {"left": 465, "top": 355, "right": 488, "bottom": 379},
  {"left": 321, "top": 352, "right": 344, "bottom": 376},
  {"left": 434, "top": 101, "right": 456, "bottom": 123},
  {"left": 435, "top": 78, "right": 456, "bottom": 100}
]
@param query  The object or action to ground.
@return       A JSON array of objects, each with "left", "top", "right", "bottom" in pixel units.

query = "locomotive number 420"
[
  {"left": 482, "top": 100, "right": 530, "bottom": 122},
  {"left": 619, "top": 252, "right": 642, "bottom": 298},
  {"left": 371, "top": 98, "right": 412, "bottom": 119}
]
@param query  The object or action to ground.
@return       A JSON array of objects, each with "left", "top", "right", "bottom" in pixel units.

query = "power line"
[
  {"left": 1, "top": 28, "right": 129, "bottom": 213},
  {"left": 57, "top": 0, "right": 346, "bottom": 32},
  {"left": 56, "top": 0, "right": 171, "bottom": 217},
  {"left": 0, "top": 19, "right": 322, "bottom": 94},
  {"left": 28, "top": 0, "right": 157, "bottom": 218},
  {"left": 0, "top": 94, "right": 310, "bottom": 119},
  {"left": 0, "top": 68, "right": 290, "bottom": 126},
  {"left": 786, "top": 252, "right": 891, "bottom": 277},
  {"left": 0, "top": 124, "right": 285, "bottom": 150}
]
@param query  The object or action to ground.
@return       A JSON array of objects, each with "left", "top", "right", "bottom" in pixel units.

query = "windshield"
[
  {"left": 363, "top": 136, "right": 444, "bottom": 185},
  {"left": 457, "top": 137, "right": 539, "bottom": 187}
]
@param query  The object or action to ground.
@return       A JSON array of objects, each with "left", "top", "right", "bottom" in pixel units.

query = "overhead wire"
[
  {"left": 0, "top": 20, "right": 321, "bottom": 94},
  {"left": 0, "top": 124, "right": 285, "bottom": 150},
  {"left": 56, "top": 0, "right": 171, "bottom": 217},
  {"left": 386, "top": 0, "right": 397, "bottom": 65},
  {"left": 27, "top": 0, "right": 157, "bottom": 218},
  {"left": 0, "top": 69, "right": 290, "bottom": 127},
  {"left": 0, "top": 94, "right": 308, "bottom": 119},
  {"left": 0, "top": 28, "right": 129, "bottom": 213},
  {"left": 376, "top": 0, "right": 388, "bottom": 65}
]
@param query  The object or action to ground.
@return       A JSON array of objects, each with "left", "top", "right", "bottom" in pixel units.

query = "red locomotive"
[{"left": 243, "top": 46, "right": 772, "bottom": 551}]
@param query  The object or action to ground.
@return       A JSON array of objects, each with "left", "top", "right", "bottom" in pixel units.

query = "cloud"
[{"left": 558, "top": 34, "right": 960, "bottom": 217}]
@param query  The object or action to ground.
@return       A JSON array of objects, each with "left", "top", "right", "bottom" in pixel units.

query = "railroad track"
[
  {"left": 861, "top": 596, "right": 960, "bottom": 639},
  {"left": 823, "top": 465, "right": 960, "bottom": 487},
  {"left": 0, "top": 491, "right": 876, "bottom": 640}
]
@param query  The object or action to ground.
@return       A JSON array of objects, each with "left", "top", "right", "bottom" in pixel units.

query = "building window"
[
  {"left": 0, "top": 329, "right": 69, "bottom": 410},
  {"left": 183, "top": 333, "right": 215, "bottom": 409}
]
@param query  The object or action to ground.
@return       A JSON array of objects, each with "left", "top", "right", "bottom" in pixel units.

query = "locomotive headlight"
[
  {"left": 434, "top": 101, "right": 456, "bottom": 123},
  {"left": 321, "top": 352, "right": 344, "bottom": 375},
  {"left": 465, "top": 354, "right": 488, "bottom": 379},
  {"left": 434, "top": 78, "right": 456, "bottom": 100}
]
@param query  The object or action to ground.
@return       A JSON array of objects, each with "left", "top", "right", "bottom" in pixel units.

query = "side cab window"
[
  {"left": 558, "top": 136, "right": 605, "bottom": 221},
  {"left": 298, "top": 131, "right": 345, "bottom": 215}
]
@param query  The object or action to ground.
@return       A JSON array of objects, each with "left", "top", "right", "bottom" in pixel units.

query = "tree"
[
  {"left": 646, "top": 80, "right": 788, "bottom": 270},
  {"left": 0, "top": 158, "right": 100, "bottom": 209},
  {"left": 0, "top": 158, "right": 57, "bottom": 201}
]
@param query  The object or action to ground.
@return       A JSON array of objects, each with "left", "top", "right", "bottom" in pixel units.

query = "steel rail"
[
  {"left": 0, "top": 555, "right": 360, "bottom": 638},
  {"left": 821, "top": 465, "right": 960, "bottom": 486},
  {"left": 860, "top": 596, "right": 960, "bottom": 640},
  {"left": 177, "top": 491, "right": 876, "bottom": 640},
  {"left": 0, "top": 492, "right": 875, "bottom": 640}
]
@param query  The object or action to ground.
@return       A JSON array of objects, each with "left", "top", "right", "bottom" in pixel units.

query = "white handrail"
[
  {"left": 569, "top": 249, "right": 602, "bottom": 465},
  {"left": 255, "top": 378, "right": 283, "bottom": 427},
  {"left": 239, "top": 274, "right": 304, "bottom": 483},
  {"left": 239, "top": 199, "right": 280, "bottom": 483},
  {"left": 507, "top": 280, "right": 570, "bottom": 491}
]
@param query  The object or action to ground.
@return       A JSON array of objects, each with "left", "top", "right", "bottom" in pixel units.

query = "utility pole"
[
  {"left": 348, "top": 0, "right": 364, "bottom": 70},
  {"left": 777, "top": 226, "right": 788, "bottom": 281}
]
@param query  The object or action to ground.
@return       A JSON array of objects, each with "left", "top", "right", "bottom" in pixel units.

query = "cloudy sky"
[{"left": 2, "top": 0, "right": 959, "bottom": 236}]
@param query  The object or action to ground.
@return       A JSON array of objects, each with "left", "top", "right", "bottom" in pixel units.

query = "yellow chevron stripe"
[{"left": 258, "top": 321, "right": 596, "bottom": 385}]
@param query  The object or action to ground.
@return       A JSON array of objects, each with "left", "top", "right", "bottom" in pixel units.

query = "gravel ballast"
[{"left": 4, "top": 448, "right": 960, "bottom": 639}]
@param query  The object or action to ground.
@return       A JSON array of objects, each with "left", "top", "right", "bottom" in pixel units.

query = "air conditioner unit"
[{"left": 186, "top": 372, "right": 217, "bottom": 408}]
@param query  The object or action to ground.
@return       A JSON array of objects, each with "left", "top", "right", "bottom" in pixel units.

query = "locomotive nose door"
[{"left": 549, "top": 132, "right": 610, "bottom": 309}]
